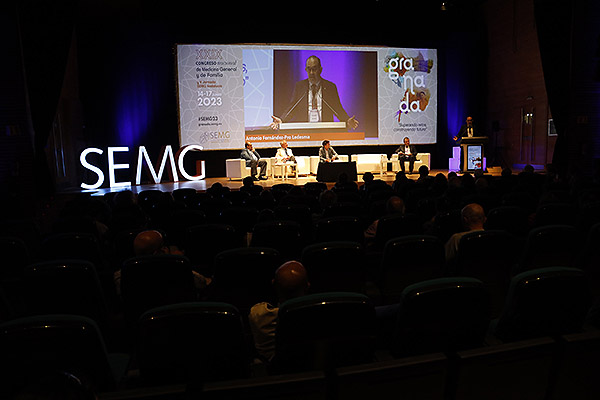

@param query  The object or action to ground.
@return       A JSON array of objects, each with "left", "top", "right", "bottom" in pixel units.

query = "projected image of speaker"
[{"left": 272, "top": 49, "right": 378, "bottom": 138}]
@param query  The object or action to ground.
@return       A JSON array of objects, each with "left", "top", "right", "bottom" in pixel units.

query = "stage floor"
[{"left": 77, "top": 168, "right": 503, "bottom": 196}]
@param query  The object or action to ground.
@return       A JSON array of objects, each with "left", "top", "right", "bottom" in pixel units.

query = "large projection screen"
[{"left": 177, "top": 44, "right": 437, "bottom": 150}]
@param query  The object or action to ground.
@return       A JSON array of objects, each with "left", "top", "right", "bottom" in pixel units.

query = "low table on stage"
[
  {"left": 271, "top": 162, "right": 298, "bottom": 180},
  {"left": 316, "top": 161, "right": 358, "bottom": 182}
]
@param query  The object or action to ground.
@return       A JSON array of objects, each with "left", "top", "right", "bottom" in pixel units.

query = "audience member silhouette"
[
  {"left": 359, "top": 172, "right": 375, "bottom": 194},
  {"left": 312, "top": 190, "right": 338, "bottom": 222},
  {"left": 9, "top": 162, "right": 600, "bottom": 392},
  {"left": 364, "top": 196, "right": 406, "bottom": 240},
  {"left": 392, "top": 171, "right": 414, "bottom": 195},
  {"left": 108, "top": 190, "right": 147, "bottom": 232},
  {"left": 240, "top": 175, "right": 263, "bottom": 196},
  {"left": 113, "top": 230, "right": 210, "bottom": 295},
  {"left": 333, "top": 172, "right": 358, "bottom": 192},
  {"left": 445, "top": 203, "right": 486, "bottom": 262},
  {"left": 416, "top": 165, "right": 433, "bottom": 187}
]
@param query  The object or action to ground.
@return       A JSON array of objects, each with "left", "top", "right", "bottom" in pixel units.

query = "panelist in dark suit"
[
  {"left": 240, "top": 141, "right": 267, "bottom": 180},
  {"left": 270, "top": 55, "right": 359, "bottom": 130},
  {"left": 395, "top": 136, "right": 418, "bottom": 174},
  {"left": 319, "top": 140, "right": 339, "bottom": 163}
]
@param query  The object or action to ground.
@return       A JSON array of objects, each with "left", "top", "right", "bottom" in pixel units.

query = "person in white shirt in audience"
[{"left": 248, "top": 261, "right": 310, "bottom": 362}]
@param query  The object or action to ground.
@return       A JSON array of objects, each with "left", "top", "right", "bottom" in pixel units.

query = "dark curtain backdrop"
[
  {"left": 439, "top": 31, "right": 486, "bottom": 167},
  {"left": 534, "top": 0, "right": 573, "bottom": 173},
  {"left": 18, "top": 0, "right": 75, "bottom": 194},
  {"left": 535, "top": 0, "right": 600, "bottom": 176},
  {"left": 77, "top": 21, "right": 177, "bottom": 150}
]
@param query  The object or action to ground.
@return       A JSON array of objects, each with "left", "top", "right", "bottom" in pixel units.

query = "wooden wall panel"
[{"left": 484, "top": 0, "right": 553, "bottom": 170}]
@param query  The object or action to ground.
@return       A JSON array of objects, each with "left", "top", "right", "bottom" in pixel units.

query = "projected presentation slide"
[{"left": 177, "top": 44, "right": 437, "bottom": 150}]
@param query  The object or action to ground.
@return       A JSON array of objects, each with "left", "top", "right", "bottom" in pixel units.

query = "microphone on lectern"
[
  {"left": 320, "top": 85, "right": 342, "bottom": 121},
  {"left": 280, "top": 90, "right": 308, "bottom": 122}
]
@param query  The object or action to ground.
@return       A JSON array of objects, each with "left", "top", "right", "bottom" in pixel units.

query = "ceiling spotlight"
[{"left": 441, "top": 2, "right": 448, "bottom": 11}]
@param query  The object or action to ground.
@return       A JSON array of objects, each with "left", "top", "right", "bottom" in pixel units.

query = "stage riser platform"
[{"left": 75, "top": 169, "right": 500, "bottom": 196}]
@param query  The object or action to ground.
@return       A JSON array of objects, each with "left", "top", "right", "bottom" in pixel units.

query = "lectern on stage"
[{"left": 460, "top": 136, "right": 488, "bottom": 172}]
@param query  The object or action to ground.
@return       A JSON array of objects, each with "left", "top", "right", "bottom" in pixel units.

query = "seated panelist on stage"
[
  {"left": 269, "top": 55, "right": 359, "bottom": 130},
  {"left": 240, "top": 141, "right": 268, "bottom": 181},
  {"left": 275, "top": 140, "right": 296, "bottom": 163},
  {"left": 319, "top": 140, "right": 339, "bottom": 163},
  {"left": 395, "top": 136, "right": 418, "bottom": 174}
]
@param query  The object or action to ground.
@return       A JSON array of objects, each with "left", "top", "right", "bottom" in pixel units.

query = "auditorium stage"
[{"left": 78, "top": 168, "right": 503, "bottom": 196}]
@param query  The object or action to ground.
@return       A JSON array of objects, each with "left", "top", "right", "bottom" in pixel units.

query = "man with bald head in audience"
[
  {"left": 248, "top": 260, "right": 310, "bottom": 362},
  {"left": 133, "top": 229, "right": 171, "bottom": 255},
  {"left": 444, "top": 203, "right": 486, "bottom": 262},
  {"left": 114, "top": 229, "right": 209, "bottom": 295}
]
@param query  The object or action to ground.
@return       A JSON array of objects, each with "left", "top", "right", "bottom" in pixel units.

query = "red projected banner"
[
  {"left": 246, "top": 132, "right": 365, "bottom": 143},
  {"left": 244, "top": 121, "right": 364, "bottom": 143}
]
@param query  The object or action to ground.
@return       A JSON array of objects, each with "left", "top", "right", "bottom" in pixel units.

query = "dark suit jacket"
[
  {"left": 457, "top": 124, "right": 479, "bottom": 139},
  {"left": 319, "top": 146, "right": 339, "bottom": 162},
  {"left": 281, "top": 78, "right": 350, "bottom": 123},
  {"left": 240, "top": 148, "right": 262, "bottom": 166},
  {"left": 395, "top": 144, "right": 418, "bottom": 158}
]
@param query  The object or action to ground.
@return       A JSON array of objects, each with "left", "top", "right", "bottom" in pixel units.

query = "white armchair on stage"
[
  {"left": 351, "top": 154, "right": 388, "bottom": 174},
  {"left": 270, "top": 156, "right": 311, "bottom": 179},
  {"left": 225, "top": 158, "right": 272, "bottom": 180},
  {"left": 347, "top": 153, "right": 432, "bottom": 176},
  {"left": 390, "top": 153, "right": 431, "bottom": 173},
  {"left": 295, "top": 156, "right": 311, "bottom": 176}
]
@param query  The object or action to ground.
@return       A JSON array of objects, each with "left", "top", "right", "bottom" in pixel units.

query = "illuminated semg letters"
[{"left": 80, "top": 145, "right": 205, "bottom": 189}]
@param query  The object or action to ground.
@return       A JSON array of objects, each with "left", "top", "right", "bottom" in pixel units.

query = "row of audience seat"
[
  {"left": 3, "top": 221, "right": 599, "bottom": 318},
  {"left": 1, "top": 171, "right": 600, "bottom": 397},
  {"left": 98, "top": 329, "right": 600, "bottom": 400},
  {"left": 0, "top": 273, "right": 596, "bottom": 398}
]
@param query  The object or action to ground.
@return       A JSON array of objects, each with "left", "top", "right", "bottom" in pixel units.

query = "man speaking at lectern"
[
  {"left": 454, "top": 116, "right": 477, "bottom": 141},
  {"left": 454, "top": 116, "right": 486, "bottom": 171},
  {"left": 270, "top": 55, "right": 359, "bottom": 130}
]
